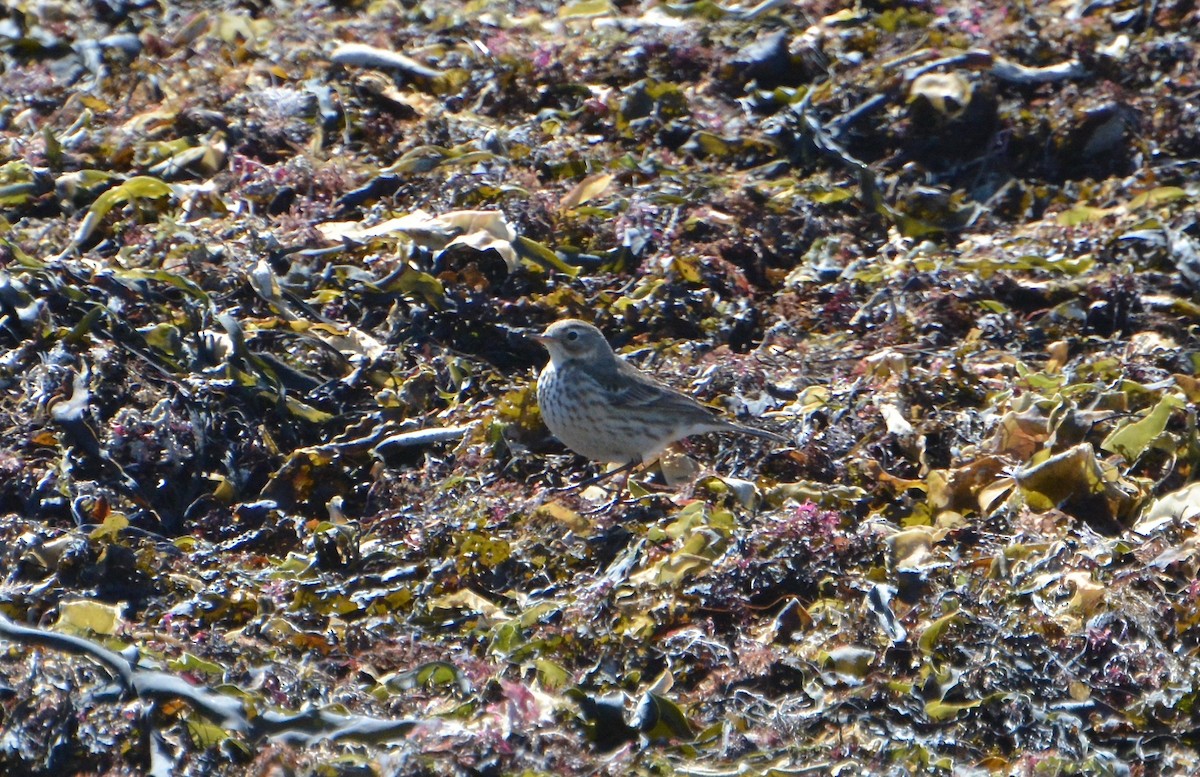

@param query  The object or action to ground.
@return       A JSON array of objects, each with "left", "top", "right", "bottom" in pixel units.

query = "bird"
[{"left": 532, "top": 319, "right": 785, "bottom": 483}]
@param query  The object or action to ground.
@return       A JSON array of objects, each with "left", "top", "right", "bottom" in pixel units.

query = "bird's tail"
[{"left": 731, "top": 423, "right": 787, "bottom": 443}]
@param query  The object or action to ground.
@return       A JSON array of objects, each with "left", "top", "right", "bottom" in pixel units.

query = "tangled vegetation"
[{"left": 1, "top": 0, "right": 1199, "bottom": 774}]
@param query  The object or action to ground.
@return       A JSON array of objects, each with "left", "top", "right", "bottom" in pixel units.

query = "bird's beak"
[{"left": 530, "top": 332, "right": 551, "bottom": 346}]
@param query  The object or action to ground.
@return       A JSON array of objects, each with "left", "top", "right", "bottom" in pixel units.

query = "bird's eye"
[{"left": 566, "top": 330, "right": 579, "bottom": 341}]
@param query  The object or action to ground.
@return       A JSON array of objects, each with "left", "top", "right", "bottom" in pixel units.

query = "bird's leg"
[
  {"left": 549, "top": 459, "right": 639, "bottom": 495},
  {"left": 568, "top": 458, "right": 641, "bottom": 491},
  {"left": 554, "top": 459, "right": 637, "bottom": 514}
]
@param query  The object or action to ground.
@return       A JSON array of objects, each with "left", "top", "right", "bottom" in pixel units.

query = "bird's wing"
[{"left": 607, "top": 360, "right": 720, "bottom": 419}]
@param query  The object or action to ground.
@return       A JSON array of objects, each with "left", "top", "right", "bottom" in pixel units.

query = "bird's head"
[{"left": 532, "top": 319, "right": 612, "bottom": 365}]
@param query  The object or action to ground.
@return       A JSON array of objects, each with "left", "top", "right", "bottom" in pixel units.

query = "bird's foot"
[
  {"left": 555, "top": 459, "right": 641, "bottom": 492},
  {"left": 579, "top": 493, "right": 622, "bottom": 514}
]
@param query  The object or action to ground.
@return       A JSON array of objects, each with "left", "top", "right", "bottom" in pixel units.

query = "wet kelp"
[{"left": 1, "top": 0, "right": 1199, "bottom": 774}]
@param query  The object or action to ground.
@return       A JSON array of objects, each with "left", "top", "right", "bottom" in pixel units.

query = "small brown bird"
[{"left": 532, "top": 319, "right": 784, "bottom": 477}]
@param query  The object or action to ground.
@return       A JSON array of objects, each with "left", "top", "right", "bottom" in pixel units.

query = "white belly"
[{"left": 537, "top": 364, "right": 673, "bottom": 463}]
